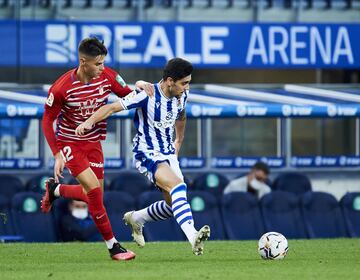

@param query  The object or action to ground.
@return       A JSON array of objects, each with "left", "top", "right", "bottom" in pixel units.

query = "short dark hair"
[
  {"left": 78, "top": 37, "right": 107, "bottom": 57},
  {"left": 252, "top": 161, "right": 270, "bottom": 175},
  {"left": 163, "top": 58, "right": 193, "bottom": 82}
]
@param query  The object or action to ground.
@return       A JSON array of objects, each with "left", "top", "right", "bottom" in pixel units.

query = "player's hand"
[
  {"left": 75, "top": 121, "right": 93, "bottom": 136},
  {"left": 54, "top": 152, "right": 65, "bottom": 183},
  {"left": 135, "top": 80, "right": 154, "bottom": 97}
]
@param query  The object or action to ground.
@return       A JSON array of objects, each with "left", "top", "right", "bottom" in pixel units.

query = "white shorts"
[{"left": 134, "top": 151, "right": 183, "bottom": 185}]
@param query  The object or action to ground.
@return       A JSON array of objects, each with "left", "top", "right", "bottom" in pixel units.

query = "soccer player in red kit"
[{"left": 41, "top": 37, "right": 151, "bottom": 261}]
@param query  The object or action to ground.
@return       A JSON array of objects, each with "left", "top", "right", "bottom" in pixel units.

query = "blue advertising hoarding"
[{"left": 0, "top": 20, "right": 359, "bottom": 68}]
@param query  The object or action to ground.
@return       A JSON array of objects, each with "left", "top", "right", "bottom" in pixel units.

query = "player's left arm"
[
  {"left": 174, "top": 109, "right": 186, "bottom": 156},
  {"left": 75, "top": 102, "right": 124, "bottom": 136}
]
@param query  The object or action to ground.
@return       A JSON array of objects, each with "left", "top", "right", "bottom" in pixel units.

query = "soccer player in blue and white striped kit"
[{"left": 76, "top": 58, "right": 210, "bottom": 255}]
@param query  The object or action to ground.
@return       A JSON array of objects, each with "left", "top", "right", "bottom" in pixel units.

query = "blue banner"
[
  {"left": 1, "top": 101, "right": 360, "bottom": 118},
  {"left": 291, "top": 156, "right": 360, "bottom": 167},
  {"left": 211, "top": 157, "right": 285, "bottom": 168},
  {"left": 0, "top": 158, "right": 42, "bottom": 169},
  {"left": 1, "top": 20, "right": 359, "bottom": 68}
]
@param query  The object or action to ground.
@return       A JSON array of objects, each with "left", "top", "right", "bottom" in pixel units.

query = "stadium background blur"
[{"left": 0, "top": 0, "right": 359, "bottom": 242}]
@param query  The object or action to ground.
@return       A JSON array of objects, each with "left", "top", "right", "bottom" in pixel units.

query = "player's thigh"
[
  {"left": 154, "top": 162, "right": 183, "bottom": 192},
  {"left": 168, "top": 154, "right": 184, "bottom": 181},
  {"left": 86, "top": 142, "right": 105, "bottom": 181},
  {"left": 57, "top": 141, "right": 90, "bottom": 178}
]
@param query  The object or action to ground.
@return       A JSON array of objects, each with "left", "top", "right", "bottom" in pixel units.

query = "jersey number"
[{"left": 61, "top": 146, "right": 74, "bottom": 162}]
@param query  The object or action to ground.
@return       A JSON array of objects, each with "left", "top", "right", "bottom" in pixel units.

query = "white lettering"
[
  {"left": 310, "top": 27, "right": 331, "bottom": 64},
  {"left": 246, "top": 26, "right": 268, "bottom": 64},
  {"left": 291, "top": 26, "right": 308, "bottom": 65},
  {"left": 333, "top": 26, "right": 354, "bottom": 64},
  {"left": 201, "top": 27, "right": 230, "bottom": 64},
  {"left": 269, "top": 26, "right": 289, "bottom": 64},
  {"left": 115, "top": 26, "right": 142, "bottom": 63},
  {"left": 143, "top": 26, "right": 174, "bottom": 63},
  {"left": 175, "top": 26, "right": 201, "bottom": 63}
]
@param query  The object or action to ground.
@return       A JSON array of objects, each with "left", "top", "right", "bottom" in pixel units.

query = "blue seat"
[
  {"left": 301, "top": 192, "right": 347, "bottom": 238},
  {"left": 260, "top": 191, "right": 307, "bottom": 239},
  {"left": 52, "top": 198, "right": 71, "bottom": 241},
  {"left": 221, "top": 193, "right": 264, "bottom": 240},
  {"left": 11, "top": 192, "right": 57, "bottom": 242},
  {"left": 137, "top": 191, "right": 184, "bottom": 242},
  {"left": 192, "top": 172, "right": 229, "bottom": 198},
  {"left": 340, "top": 192, "right": 360, "bottom": 237},
  {"left": 0, "top": 175, "right": 24, "bottom": 199},
  {"left": 110, "top": 171, "right": 152, "bottom": 197},
  {"left": 0, "top": 194, "right": 15, "bottom": 236},
  {"left": 272, "top": 172, "right": 311, "bottom": 195},
  {"left": 26, "top": 173, "right": 53, "bottom": 193},
  {"left": 188, "top": 191, "right": 226, "bottom": 240},
  {"left": 104, "top": 191, "right": 136, "bottom": 242}
]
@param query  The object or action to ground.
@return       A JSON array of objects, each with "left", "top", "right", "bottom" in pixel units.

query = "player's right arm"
[
  {"left": 75, "top": 89, "right": 148, "bottom": 136},
  {"left": 42, "top": 88, "right": 65, "bottom": 182},
  {"left": 75, "top": 102, "right": 124, "bottom": 136}
]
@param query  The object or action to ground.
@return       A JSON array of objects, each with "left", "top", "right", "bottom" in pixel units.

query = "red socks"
[
  {"left": 59, "top": 184, "right": 89, "bottom": 203},
  {"left": 87, "top": 187, "right": 114, "bottom": 241}
]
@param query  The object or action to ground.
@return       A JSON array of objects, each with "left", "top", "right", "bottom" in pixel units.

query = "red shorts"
[{"left": 57, "top": 141, "right": 104, "bottom": 179}]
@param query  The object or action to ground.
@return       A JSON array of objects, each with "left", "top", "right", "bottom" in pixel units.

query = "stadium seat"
[
  {"left": 340, "top": 192, "right": 360, "bottom": 237},
  {"left": 0, "top": 194, "right": 15, "bottom": 236},
  {"left": 192, "top": 172, "right": 229, "bottom": 199},
  {"left": 52, "top": 198, "right": 71, "bottom": 241},
  {"left": 11, "top": 192, "right": 57, "bottom": 242},
  {"left": 260, "top": 191, "right": 307, "bottom": 239},
  {"left": 188, "top": 190, "right": 226, "bottom": 240},
  {"left": 26, "top": 173, "right": 53, "bottom": 193},
  {"left": 137, "top": 191, "right": 184, "bottom": 242},
  {"left": 110, "top": 171, "right": 152, "bottom": 197},
  {"left": 221, "top": 192, "right": 264, "bottom": 240},
  {"left": 0, "top": 175, "right": 24, "bottom": 199},
  {"left": 67, "top": 176, "right": 110, "bottom": 190},
  {"left": 272, "top": 172, "right": 312, "bottom": 195},
  {"left": 301, "top": 191, "right": 347, "bottom": 238},
  {"left": 104, "top": 191, "right": 136, "bottom": 242}
]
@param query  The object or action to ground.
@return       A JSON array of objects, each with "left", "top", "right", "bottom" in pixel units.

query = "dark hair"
[
  {"left": 78, "top": 37, "right": 107, "bottom": 57},
  {"left": 252, "top": 161, "right": 270, "bottom": 175},
  {"left": 163, "top": 58, "right": 193, "bottom": 82}
]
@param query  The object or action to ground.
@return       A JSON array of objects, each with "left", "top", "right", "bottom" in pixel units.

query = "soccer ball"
[{"left": 258, "top": 232, "right": 288, "bottom": 260}]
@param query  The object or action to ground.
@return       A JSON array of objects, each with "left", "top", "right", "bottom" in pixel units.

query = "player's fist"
[{"left": 75, "top": 121, "right": 93, "bottom": 136}]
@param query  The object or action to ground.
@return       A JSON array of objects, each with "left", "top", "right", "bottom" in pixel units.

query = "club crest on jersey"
[
  {"left": 116, "top": 74, "right": 127, "bottom": 88},
  {"left": 99, "top": 85, "right": 104, "bottom": 95},
  {"left": 79, "top": 99, "right": 97, "bottom": 116},
  {"left": 165, "top": 111, "right": 173, "bottom": 120},
  {"left": 46, "top": 92, "right": 54, "bottom": 107}
]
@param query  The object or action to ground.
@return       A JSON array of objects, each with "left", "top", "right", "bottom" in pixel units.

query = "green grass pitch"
[{"left": 1, "top": 239, "right": 359, "bottom": 280}]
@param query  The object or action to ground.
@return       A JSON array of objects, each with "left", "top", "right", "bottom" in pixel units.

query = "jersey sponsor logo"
[
  {"left": 46, "top": 92, "right": 54, "bottom": 107},
  {"left": 90, "top": 162, "right": 104, "bottom": 168},
  {"left": 45, "top": 24, "right": 77, "bottom": 63},
  {"left": 79, "top": 99, "right": 98, "bottom": 116},
  {"left": 116, "top": 74, "right": 127, "bottom": 87},
  {"left": 154, "top": 120, "right": 175, "bottom": 129},
  {"left": 123, "top": 90, "right": 137, "bottom": 102}
]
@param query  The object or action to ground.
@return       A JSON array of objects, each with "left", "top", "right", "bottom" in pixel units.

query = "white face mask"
[
  {"left": 71, "top": 208, "right": 88, "bottom": 220},
  {"left": 249, "top": 178, "right": 264, "bottom": 190}
]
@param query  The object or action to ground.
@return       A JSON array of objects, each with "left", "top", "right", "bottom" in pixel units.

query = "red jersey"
[{"left": 44, "top": 67, "right": 132, "bottom": 145}]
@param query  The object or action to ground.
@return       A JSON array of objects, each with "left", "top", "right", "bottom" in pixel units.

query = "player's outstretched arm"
[{"left": 75, "top": 102, "right": 124, "bottom": 136}]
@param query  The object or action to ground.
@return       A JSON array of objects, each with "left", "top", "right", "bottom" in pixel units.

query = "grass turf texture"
[{"left": 1, "top": 239, "right": 359, "bottom": 280}]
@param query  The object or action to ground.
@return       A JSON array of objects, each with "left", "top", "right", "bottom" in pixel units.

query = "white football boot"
[
  {"left": 192, "top": 225, "right": 211, "bottom": 256},
  {"left": 123, "top": 211, "right": 145, "bottom": 248}
]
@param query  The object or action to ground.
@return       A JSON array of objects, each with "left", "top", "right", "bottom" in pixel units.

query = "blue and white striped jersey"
[{"left": 119, "top": 82, "right": 188, "bottom": 155}]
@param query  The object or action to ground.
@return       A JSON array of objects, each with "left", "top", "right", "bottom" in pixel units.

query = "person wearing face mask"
[
  {"left": 223, "top": 162, "right": 271, "bottom": 199},
  {"left": 60, "top": 200, "right": 102, "bottom": 242}
]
